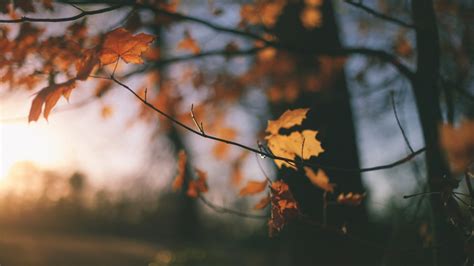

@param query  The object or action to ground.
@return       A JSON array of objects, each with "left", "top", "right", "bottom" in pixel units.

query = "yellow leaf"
[
  {"left": 304, "top": 167, "right": 335, "bottom": 192},
  {"left": 266, "top": 108, "right": 309, "bottom": 135},
  {"left": 99, "top": 27, "right": 155, "bottom": 65},
  {"left": 266, "top": 130, "right": 324, "bottom": 169},
  {"left": 239, "top": 179, "right": 268, "bottom": 196}
]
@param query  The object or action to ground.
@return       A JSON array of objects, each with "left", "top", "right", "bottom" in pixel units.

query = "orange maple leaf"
[
  {"left": 28, "top": 79, "right": 76, "bottom": 122},
  {"left": 99, "top": 27, "right": 155, "bottom": 65},
  {"left": 266, "top": 108, "right": 309, "bottom": 135},
  {"left": 239, "top": 179, "right": 268, "bottom": 196}
]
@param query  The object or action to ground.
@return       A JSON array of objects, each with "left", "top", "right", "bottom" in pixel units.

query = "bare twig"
[
  {"left": 344, "top": 0, "right": 415, "bottom": 29},
  {"left": 0, "top": 5, "right": 123, "bottom": 23},
  {"left": 390, "top": 91, "right": 415, "bottom": 153},
  {"left": 190, "top": 104, "right": 204, "bottom": 134},
  {"left": 108, "top": 75, "right": 426, "bottom": 174},
  {"left": 198, "top": 195, "right": 267, "bottom": 219}
]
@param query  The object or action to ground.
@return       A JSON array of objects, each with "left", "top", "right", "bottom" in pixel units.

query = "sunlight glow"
[{"left": 0, "top": 122, "right": 65, "bottom": 180}]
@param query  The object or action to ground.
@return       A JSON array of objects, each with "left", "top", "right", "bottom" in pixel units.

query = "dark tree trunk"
[
  {"left": 271, "top": 1, "right": 376, "bottom": 264},
  {"left": 411, "top": 1, "right": 465, "bottom": 264},
  {"left": 151, "top": 25, "right": 199, "bottom": 241}
]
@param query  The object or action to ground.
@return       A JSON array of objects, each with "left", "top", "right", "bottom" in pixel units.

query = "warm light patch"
[{"left": 0, "top": 122, "right": 64, "bottom": 180}]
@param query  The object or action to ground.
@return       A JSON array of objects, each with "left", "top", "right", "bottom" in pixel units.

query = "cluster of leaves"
[
  {"left": 171, "top": 107, "right": 365, "bottom": 235},
  {"left": 27, "top": 27, "right": 155, "bottom": 122}
]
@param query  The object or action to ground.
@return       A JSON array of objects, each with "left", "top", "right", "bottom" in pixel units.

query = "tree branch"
[
  {"left": 390, "top": 91, "right": 415, "bottom": 153},
  {"left": 0, "top": 1, "right": 415, "bottom": 82},
  {"left": 198, "top": 195, "right": 267, "bottom": 219},
  {"left": 344, "top": 0, "right": 415, "bottom": 29},
  {"left": 108, "top": 75, "right": 426, "bottom": 174},
  {"left": 0, "top": 5, "right": 124, "bottom": 23}
]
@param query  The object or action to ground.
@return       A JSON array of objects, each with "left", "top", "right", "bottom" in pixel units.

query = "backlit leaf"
[
  {"left": 28, "top": 79, "right": 77, "bottom": 122},
  {"left": 266, "top": 108, "right": 309, "bottom": 135},
  {"left": 99, "top": 27, "right": 155, "bottom": 65},
  {"left": 266, "top": 130, "right": 324, "bottom": 169}
]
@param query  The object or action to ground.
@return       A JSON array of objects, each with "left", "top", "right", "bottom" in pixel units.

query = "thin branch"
[
  {"left": 344, "top": 0, "right": 415, "bottom": 29},
  {"left": 0, "top": 5, "right": 123, "bottom": 23},
  {"left": 108, "top": 75, "right": 426, "bottom": 174},
  {"left": 0, "top": 1, "right": 416, "bottom": 83},
  {"left": 390, "top": 91, "right": 415, "bottom": 153},
  {"left": 198, "top": 195, "right": 267, "bottom": 219}
]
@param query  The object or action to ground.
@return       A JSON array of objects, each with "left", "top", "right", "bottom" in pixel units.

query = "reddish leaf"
[
  {"left": 268, "top": 180, "right": 299, "bottom": 237},
  {"left": 99, "top": 27, "right": 155, "bottom": 65},
  {"left": 28, "top": 79, "right": 77, "bottom": 122}
]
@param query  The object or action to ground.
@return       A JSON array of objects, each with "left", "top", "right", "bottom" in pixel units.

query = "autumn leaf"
[
  {"left": 177, "top": 30, "right": 200, "bottom": 55},
  {"left": 99, "top": 27, "right": 155, "bottom": 65},
  {"left": 187, "top": 168, "right": 209, "bottom": 198},
  {"left": 266, "top": 108, "right": 309, "bottom": 135},
  {"left": 266, "top": 130, "right": 324, "bottom": 169},
  {"left": 268, "top": 180, "right": 299, "bottom": 237},
  {"left": 304, "top": 167, "right": 335, "bottom": 192},
  {"left": 254, "top": 194, "right": 271, "bottom": 210},
  {"left": 239, "top": 179, "right": 268, "bottom": 196},
  {"left": 172, "top": 150, "right": 187, "bottom": 191},
  {"left": 76, "top": 48, "right": 99, "bottom": 80},
  {"left": 28, "top": 79, "right": 77, "bottom": 122},
  {"left": 439, "top": 121, "right": 474, "bottom": 174},
  {"left": 337, "top": 192, "right": 365, "bottom": 206}
]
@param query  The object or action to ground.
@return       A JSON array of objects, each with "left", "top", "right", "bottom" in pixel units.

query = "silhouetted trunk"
[
  {"left": 411, "top": 1, "right": 464, "bottom": 264},
  {"left": 151, "top": 25, "right": 199, "bottom": 241},
  {"left": 272, "top": 1, "right": 375, "bottom": 264}
]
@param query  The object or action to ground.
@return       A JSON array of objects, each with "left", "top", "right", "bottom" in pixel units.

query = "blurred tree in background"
[{"left": 0, "top": 0, "right": 473, "bottom": 265}]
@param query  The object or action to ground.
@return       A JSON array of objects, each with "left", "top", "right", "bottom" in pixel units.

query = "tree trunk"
[
  {"left": 272, "top": 1, "right": 375, "bottom": 264},
  {"left": 411, "top": 0, "right": 465, "bottom": 264}
]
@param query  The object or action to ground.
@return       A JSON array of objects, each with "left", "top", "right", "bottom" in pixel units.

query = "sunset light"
[
  {"left": 0, "top": 0, "right": 473, "bottom": 265},
  {"left": 0, "top": 122, "right": 64, "bottom": 179}
]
